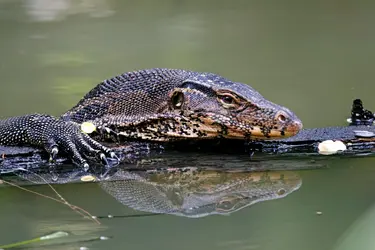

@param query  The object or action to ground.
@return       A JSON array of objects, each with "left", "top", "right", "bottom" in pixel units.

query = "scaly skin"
[{"left": 0, "top": 68, "right": 302, "bottom": 168}]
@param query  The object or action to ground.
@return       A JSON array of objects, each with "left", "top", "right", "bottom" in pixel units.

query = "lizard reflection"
[
  {"left": 100, "top": 169, "right": 302, "bottom": 218},
  {"left": 6, "top": 166, "right": 302, "bottom": 218}
]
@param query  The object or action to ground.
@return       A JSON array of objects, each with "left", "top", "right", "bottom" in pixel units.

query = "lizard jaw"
[{"left": 99, "top": 112, "right": 302, "bottom": 141}]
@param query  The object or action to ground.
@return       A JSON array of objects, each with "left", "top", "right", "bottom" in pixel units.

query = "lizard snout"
[{"left": 273, "top": 110, "right": 303, "bottom": 137}]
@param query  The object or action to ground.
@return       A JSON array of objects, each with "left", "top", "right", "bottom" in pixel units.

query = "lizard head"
[
  {"left": 68, "top": 69, "right": 302, "bottom": 141},
  {"left": 164, "top": 73, "right": 303, "bottom": 140}
]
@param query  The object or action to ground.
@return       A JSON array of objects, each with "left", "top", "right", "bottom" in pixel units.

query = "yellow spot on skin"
[
  {"left": 81, "top": 175, "right": 96, "bottom": 182},
  {"left": 81, "top": 122, "right": 96, "bottom": 134},
  {"left": 318, "top": 140, "right": 347, "bottom": 155}
]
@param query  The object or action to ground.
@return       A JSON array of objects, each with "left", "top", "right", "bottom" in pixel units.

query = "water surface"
[{"left": 1, "top": 0, "right": 375, "bottom": 249}]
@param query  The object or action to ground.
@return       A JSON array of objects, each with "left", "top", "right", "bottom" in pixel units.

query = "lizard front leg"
[{"left": 0, "top": 114, "right": 117, "bottom": 169}]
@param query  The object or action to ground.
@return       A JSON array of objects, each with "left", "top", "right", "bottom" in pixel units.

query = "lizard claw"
[
  {"left": 83, "top": 163, "right": 90, "bottom": 171},
  {"left": 101, "top": 151, "right": 121, "bottom": 167},
  {"left": 109, "top": 151, "right": 120, "bottom": 161},
  {"left": 49, "top": 146, "right": 59, "bottom": 162},
  {"left": 100, "top": 153, "right": 110, "bottom": 166}
]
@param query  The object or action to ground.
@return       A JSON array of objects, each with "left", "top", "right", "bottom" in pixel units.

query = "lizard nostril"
[{"left": 277, "top": 114, "right": 286, "bottom": 123}]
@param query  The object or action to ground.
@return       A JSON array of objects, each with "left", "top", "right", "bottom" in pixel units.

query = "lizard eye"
[
  {"left": 218, "top": 94, "right": 238, "bottom": 108},
  {"left": 171, "top": 91, "right": 184, "bottom": 109},
  {"left": 221, "top": 95, "right": 234, "bottom": 104}
]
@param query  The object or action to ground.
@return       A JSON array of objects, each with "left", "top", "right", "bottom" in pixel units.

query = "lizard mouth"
[
  {"left": 235, "top": 119, "right": 303, "bottom": 139},
  {"left": 224, "top": 125, "right": 301, "bottom": 139},
  {"left": 196, "top": 113, "right": 303, "bottom": 140},
  {"left": 106, "top": 112, "right": 302, "bottom": 141}
]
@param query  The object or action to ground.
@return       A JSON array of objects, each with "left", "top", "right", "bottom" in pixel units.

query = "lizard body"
[{"left": 0, "top": 68, "right": 302, "bottom": 167}]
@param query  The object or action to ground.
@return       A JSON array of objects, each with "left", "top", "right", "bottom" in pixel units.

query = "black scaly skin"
[
  {"left": 0, "top": 115, "right": 112, "bottom": 168},
  {"left": 0, "top": 68, "right": 302, "bottom": 168}
]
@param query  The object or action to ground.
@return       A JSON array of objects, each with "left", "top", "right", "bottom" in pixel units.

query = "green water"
[{"left": 1, "top": 0, "right": 375, "bottom": 249}]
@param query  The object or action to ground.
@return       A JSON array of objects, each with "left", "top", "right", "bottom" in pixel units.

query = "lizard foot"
[{"left": 39, "top": 119, "right": 119, "bottom": 169}]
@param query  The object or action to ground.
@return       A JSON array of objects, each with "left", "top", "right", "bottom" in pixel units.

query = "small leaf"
[
  {"left": 81, "top": 175, "right": 96, "bottom": 182},
  {"left": 81, "top": 122, "right": 96, "bottom": 134}
]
